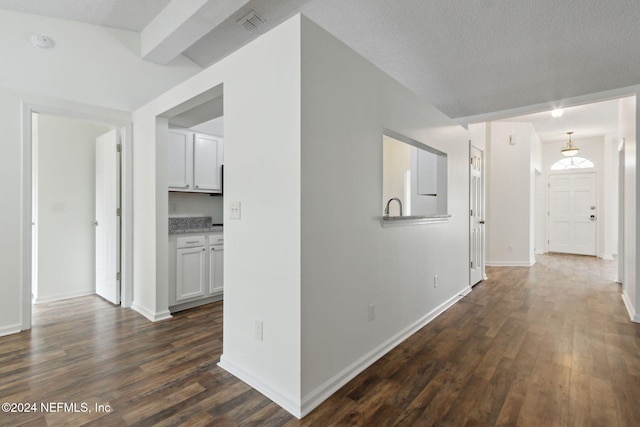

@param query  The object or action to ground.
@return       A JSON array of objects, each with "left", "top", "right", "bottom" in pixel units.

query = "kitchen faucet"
[{"left": 385, "top": 197, "right": 403, "bottom": 217}]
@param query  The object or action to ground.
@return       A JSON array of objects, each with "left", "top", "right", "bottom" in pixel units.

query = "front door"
[
  {"left": 470, "top": 145, "right": 484, "bottom": 285},
  {"left": 95, "top": 129, "right": 121, "bottom": 304},
  {"left": 548, "top": 172, "right": 597, "bottom": 256}
]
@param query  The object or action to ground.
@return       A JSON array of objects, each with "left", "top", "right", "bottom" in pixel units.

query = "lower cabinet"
[
  {"left": 170, "top": 233, "right": 223, "bottom": 312},
  {"left": 176, "top": 246, "right": 206, "bottom": 302},
  {"left": 209, "top": 236, "right": 224, "bottom": 294}
]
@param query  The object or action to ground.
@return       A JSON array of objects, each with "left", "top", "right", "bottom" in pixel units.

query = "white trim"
[
  {"left": 131, "top": 302, "right": 172, "bottom": 322},
  {"left": 218, "top": 356, "right": 302, "bottom": 418},
  {"left": 34, "top": 290, "right": 95, "bottom": 304},
  {"left": 486, "top": 260, "right": 536, "bottom": 267},
  {"left": 21, "top": 102, "right": 131, "bottom": 331},
  {"left": 601, "top": 254, "right": 615, "bottom": 261},
  {"left": 534, "top": 249, "right": 546, "bottom": 255},
  {"left": 621, "top": 292, "right": 640, "bottom": 323},
  {"left": 0, "top": 323, "right": 22, "bottom": 337},
  {"left": 298, "top": 285, "right": 472, "bottom": 418},
  {"left": 218, "top": 286, "right": 473, "bottom": 419}
]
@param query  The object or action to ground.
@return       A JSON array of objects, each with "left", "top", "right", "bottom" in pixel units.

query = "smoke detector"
[
  {"left": 237, "top": 10, "right": 265, "bottom": 32},
  {"left": 31, "top": 34, "right": 54, "bottom": 49}
]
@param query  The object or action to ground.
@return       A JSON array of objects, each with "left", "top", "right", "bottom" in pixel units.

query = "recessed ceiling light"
[
  {"left": 551, "top": 108, "right": 564, "bottom": 118},
  {"left": 31, "top": 34, "right": 54, "bottom": 49}
]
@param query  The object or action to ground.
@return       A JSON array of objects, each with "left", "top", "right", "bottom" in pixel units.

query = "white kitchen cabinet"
[
  {"left": 168, "top": 129, "right": 193, "bottom": 190},
  {"left": 176, "top": 245, "right": 206, "bottom": 302},
  {"left": 194, "top": 134, "right": 223, "bottom": 192},
  {"left": 169, "top": 232, "right": 223, "bottom": 312},
  {"left": 168, "top": 129, "right": 223, "bottom": 193},
  {"left": 209, "top": 234, "right": 224, "bottom": 294}
]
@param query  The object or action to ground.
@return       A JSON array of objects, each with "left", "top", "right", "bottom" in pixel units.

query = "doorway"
[
  {"left": 22, "top": 104, "right": 133, "bottom": 330},
  {"left": 32, "top": 113, "right": 119, "bottom": 303},
  {"left": 548, "top": 172, "right": 597, "bottom": 256},
  {"left": 469, "top": 144, "right": 484, "bottom": 285}
]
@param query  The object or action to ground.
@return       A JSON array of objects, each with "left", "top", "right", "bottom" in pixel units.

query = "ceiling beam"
[{"left": 141, "top": 0, "right": 250, "bottom": 65}]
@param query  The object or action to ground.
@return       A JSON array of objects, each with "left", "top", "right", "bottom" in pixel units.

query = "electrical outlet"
[
  {"left": 254, "top": 319, "right": 263, "bottom": 341},
  {"left": 368, "top": 304, "right": 375, "bottom": 321},
  {"left": 230, "top": 201, "right": 241, "bottom": 220},
  {"left": 434, "top": 274, "right": 438, "bottom": 288}
]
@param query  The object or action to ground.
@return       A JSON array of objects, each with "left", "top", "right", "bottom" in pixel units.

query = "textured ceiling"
[
  {"left": 2, "top": 0, "right": 639, "bottom": 122},
  {"left": 497, "top": 98, "right": 621, "bottom": 143}
]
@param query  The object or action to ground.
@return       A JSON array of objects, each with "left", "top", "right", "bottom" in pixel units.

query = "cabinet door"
[
  {"left": 168, "top": 130, "right": 193, "bottom": 190},
  {"left": 209, "top": 245, "right": 224, "bottom": 294},
  {"left": 417, "top": 149, "right": 438, "bottom": 196},
  {"left": 193, "top": 134, "right": 222, "bottom": 192},
  {"left": 176, "top": 246, "right": 206, "bottom": 301}
]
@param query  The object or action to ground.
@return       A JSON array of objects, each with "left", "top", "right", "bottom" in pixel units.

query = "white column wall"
[
  {"left": 486, "top": 122, "right": 534, "bottom": 266},
  {"left": 132, "top": 16, "right": 303, "bottom": 411},
  {"left": 299, "top": 16, "right": 470, "bottom": 410}
]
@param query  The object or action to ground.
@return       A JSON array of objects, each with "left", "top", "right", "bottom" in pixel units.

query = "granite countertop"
[{"left": 169, "top": 217, "right": 223, "bottom": 234}]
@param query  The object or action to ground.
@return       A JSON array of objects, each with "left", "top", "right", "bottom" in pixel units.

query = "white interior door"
[
  {"left": 548, "top": 172, "right": 597, "bottom": 256},
  {"left": 470, "top": 145, "right": 484, "bottom": 285},
  {"left": 95, "top": 129, "right": 121, "bottom": 304}
]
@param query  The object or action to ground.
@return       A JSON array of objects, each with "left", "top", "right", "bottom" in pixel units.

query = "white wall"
[
  {"left": 620, "top": 95, "right": 639, "bottom": 321},
  {"left": 0, "top": 9, "right": 201, "bottom": 112},
  {"left": 132, "top": 15, "right": 303, "bottom": 412},
  {"left": 300, "top": 16, "right": 470, "bottom": 411},
  {"left": 131, "top": 14, "right": 472, "bottom": 417},
  {"left": 35, "top": 113, "right": 110, "bottom": 302},
  {"left": 486, "top": 122, "right": 536, "bottom": 266},
  {"left": 0, "top": 8, "right": 203, "bottom": 336},
  {"left": 168, "top": 193, "right": 223, "bottom": 222},
  {"left": 382, "top": 136, "right": 410, "bottom": 214}
]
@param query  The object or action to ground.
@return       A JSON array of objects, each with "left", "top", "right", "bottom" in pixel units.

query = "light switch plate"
[{"left": 230, "top": 201, "right": 241, "bottom": 220}]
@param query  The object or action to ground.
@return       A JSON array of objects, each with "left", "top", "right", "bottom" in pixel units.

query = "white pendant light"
[{"left": 561, "top": 131, "right": 579, "bottom": 157}]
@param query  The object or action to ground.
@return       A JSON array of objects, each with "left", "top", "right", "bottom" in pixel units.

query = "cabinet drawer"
[
  {"left": 177, "top": 236, "right": 205, "bottom": 248},
  {"left": 209, "top": 234, "right": 224, "bottom": 245}
]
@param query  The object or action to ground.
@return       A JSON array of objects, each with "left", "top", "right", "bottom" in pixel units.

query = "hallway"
[{"left": 0, "top": 254, "right": 637, "bottom": 426}]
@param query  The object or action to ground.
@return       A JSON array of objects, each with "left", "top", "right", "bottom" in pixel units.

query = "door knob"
[
  {"left": 479, "top": 220, "right": 485, "bottom": 224},
  {"left": 590, "top": 215, "right": 596, "bottom": 221}
]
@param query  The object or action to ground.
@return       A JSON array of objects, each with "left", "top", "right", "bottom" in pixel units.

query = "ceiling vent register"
[{"left": 238, "top": 10, "right": 265, "bottom": 32}]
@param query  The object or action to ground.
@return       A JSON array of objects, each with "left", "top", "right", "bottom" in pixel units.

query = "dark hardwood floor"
[{"left": 1, "top": 254, "right": 638, "bottom": 426}]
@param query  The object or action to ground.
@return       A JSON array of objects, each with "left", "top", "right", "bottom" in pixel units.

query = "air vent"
[{"left": 238, "top": 10, "right": 265, "bottom": 32}]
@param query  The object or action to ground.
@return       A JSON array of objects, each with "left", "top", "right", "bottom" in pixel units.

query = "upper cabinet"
[{"left": 168, "top": 129, "right": 223, "bottom": 193}]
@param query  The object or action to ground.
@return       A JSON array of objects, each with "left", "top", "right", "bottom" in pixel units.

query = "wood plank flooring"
[{"left": 1, "top": 253, "right": 639, "bottom": 426}]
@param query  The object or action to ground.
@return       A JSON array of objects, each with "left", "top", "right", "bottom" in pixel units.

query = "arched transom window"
[{"left": 550, "top": 156, "right": 595, "bottom": 171}]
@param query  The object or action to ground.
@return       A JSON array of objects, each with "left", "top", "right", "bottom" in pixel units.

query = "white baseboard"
[
  {"left": 486, "top": 260, "right": 535, "bottom": 267},
  {"left": 218, "top": 356, "right": 302, "bottom": 418},
  {"left": 299, "top": 285, "right": 472, "bottom": 418},
  {"left": 217, "top": 286, "right": 472, "bottom": 420},
  {"left": 34, "top": 289, "right": 95, "bottom": 304},
  {"left": 0, "top": 323, "right": 22, "bottom": 337},
  {"left": 131, "top": 302, "right": 172, "bottom": 322},
  {"left": 621, "top": 291, "right": 640, "bottom": 323},
  {"left": 534, "top": 249, "right": 546, "bottom": 255},
  {"left": 601, "top": 254, "right": 615, "bottom": 261}
]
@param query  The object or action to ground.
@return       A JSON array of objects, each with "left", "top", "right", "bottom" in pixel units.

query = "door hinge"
[
  {"left": 470, "top": 261, "right": 474, "bottom": 268},
  {"left": 116, "top": 272, "right": 121, "bottom": 281},
  {"left": 116, "top": 143, "right": 122, "bottom": 153},
  {"left": 548, "top": 183, "right": 550, "bottom": 188},
  {"left": 470, "top": 209, "right": 473, "bottom": 216},
  {"left": 116, "top": 208, "right": 121, "bottom": 216}
]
